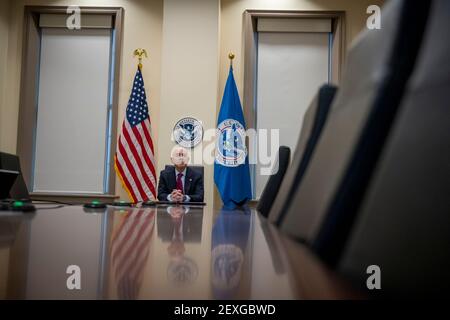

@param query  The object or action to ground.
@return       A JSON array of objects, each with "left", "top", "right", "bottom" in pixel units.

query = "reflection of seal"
[
  {"left": 167, "top": 256, "right": 199, "bottom": 287},
  {"left": 211, "top": 244, "right": 244, "bottom": 289},
  {"left": 173, "top": 117, "right": 203, "bottom": 148},
  {"left": 215, "top": 119, "right": 247, "bottom": 167}
]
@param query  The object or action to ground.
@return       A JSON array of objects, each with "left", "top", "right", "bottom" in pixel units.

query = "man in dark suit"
[{"left": 157, "top": 147, "right": 204, "bottom": 202}]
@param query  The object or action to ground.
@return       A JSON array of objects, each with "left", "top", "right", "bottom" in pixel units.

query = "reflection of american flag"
[
  {"left": 111, "top": 208, "right": 156, "bottom": 300},
  {"left": 115, "top": 68, "right": 157, "bottom": 202}
]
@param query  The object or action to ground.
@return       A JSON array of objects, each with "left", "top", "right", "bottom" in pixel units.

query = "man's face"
[{"left": 171, "top": 147, "right": 189, "bottom": 171}]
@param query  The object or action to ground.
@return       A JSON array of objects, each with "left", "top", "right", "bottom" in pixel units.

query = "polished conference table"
[{"left": 0, "top": 203, "right": 360, "bottom": 299}]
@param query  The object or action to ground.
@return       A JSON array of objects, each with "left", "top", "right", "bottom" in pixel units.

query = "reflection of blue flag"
[
  {"left": 211, "top": 206, "right": 251, "bottom": 299},
  {"left": 214, "top": 67, "right": 252, "bottom": 209}
]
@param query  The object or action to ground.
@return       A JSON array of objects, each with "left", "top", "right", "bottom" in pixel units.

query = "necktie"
[{"left": 176, "top": 172, "right": 183, "bottom": 192}]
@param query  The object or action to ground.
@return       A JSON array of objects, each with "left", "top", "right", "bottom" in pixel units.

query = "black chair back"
[
  {"left": 268, "top": 84, "right": 337, "bottom": 224},
  {"left": 337, "top": 0, "right": 450, "bottom": 297},
  {"left": 257, "top": 146, "right": 290, "bottom": 217}
]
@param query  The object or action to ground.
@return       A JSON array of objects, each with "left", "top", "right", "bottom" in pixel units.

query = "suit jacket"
[{"left": 157, "top": 166, "right": 204, "bottom": 202}]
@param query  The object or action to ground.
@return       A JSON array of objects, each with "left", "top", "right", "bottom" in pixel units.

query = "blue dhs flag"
[{"left": 214, "top": 67, "right": 252, "bottom": 209}]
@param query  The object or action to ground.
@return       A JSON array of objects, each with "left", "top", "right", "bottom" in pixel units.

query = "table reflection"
[
  {"left": 110, "top": 208, "right": 156, "bottom": 299},
  {"left": 163, "top": 206, "right": 199, "bottom": 287},
  {"left": 211, "top": 206, "right": 252, "bottom": 299},
  {"left": 158, "top": 206, "right": 203, "bottom": 243},
  {"left": 0, "top": 204, "right": 298, "bottom": 300},
  {"left": 0, "top": 214, "right": 27, "bottom": 248},
  {"left": 107, "top": 205, "right": 208, "bottom": 299}
]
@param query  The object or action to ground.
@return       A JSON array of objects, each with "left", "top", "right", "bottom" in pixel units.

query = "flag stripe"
[
  {"left": 114, "top": 157, "right": 138, "bottom": 203},
  {"left": 131, "top": 123, "right": 157, "bottom": 182},
  {"left": 115, "top": 155, "right": 142, "bottom": 203},
  {"left": 126, "top": 120, "right": 157, "bottom": 181},
  {"left": 141, "top": 118, "right": 155, "bottom": 155},
  {"left": 117, "top": 146, "right": 146, "bottom": 201},
  {"left": 121, "top": 124, "right": 156, "bottom": 197},
  {"left": 117, "top": 142, "right": 147, "bottom": 201},
  {"left": 131, "top": 121, "right": 156, "bottom": 174},
  {"left": 119, "top": 136, "right": 155, "bottom": 200}
]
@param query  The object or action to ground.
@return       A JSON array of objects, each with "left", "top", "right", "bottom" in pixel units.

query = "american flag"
[
  {"left": 110, "top": 208, "right": 156, "bottom": 299},
  {"left": 115, "top": 68, "right": 157, "bottom": 202}
]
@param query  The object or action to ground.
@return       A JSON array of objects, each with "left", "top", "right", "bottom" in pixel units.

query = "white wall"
[{"left": 158, "top": 0, "right": 220, "bottom": 207}]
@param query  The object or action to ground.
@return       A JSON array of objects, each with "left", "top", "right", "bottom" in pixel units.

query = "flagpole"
[
  {"left": 133, "top": 48, "right": 148, "bottom": 70},
  {"left": 228, "top": 52, "right": 235, "bottom": 68}
]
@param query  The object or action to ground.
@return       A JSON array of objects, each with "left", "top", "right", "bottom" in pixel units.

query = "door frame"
[{"left": 242, "top": 10, "right": 346, "bottom": 131}]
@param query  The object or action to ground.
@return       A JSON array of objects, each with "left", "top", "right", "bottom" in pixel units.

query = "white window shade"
[
  {"left": 33, "top": 28, "right": 112, "bottom": 194},
  {"left": 255, "top": 32, "right": 329, "bottom": 198}
]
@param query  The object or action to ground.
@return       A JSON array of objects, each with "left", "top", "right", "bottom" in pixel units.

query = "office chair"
[
  {"left": 268, "top": 84, "right": 337, "bottom": 224},
  {"left": 257, "top": 146, "right": 290, "bottom": 217},
  {"left": 336, "top": 0, "right": 450, "bottom": 297},
  {"left": 278, "top": 0, "right": 431, "bottom": 261}
]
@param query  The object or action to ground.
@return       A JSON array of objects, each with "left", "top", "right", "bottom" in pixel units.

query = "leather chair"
[
  {"left": 268, "top": 84, "right": 337, "bottom": 224},
  {"left": 337, "top": 0, "right": 450, "bottom": 297},
  {"left": 257, "top": 146, "right": 291, "bottom": 217}
]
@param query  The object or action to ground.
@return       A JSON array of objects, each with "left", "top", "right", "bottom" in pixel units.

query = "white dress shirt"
[{"left": 167, "top": 168, "right": 191, "bottom": 202}]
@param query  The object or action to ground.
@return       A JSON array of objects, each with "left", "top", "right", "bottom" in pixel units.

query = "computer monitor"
[
  {"left": 0, "top": 169, "right": 19, "bottom": 200},
  {"left": 0, "top": 152, "right": 30, "bottom": 200}
]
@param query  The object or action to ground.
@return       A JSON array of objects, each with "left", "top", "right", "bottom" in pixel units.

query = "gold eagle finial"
[{"left": 133, "top": 48, "right": 148, "bottom": 70}]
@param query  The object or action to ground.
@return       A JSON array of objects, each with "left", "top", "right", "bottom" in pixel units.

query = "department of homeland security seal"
[
  {"left": 173, "top": 117, "right": 203, "bottom": 148},
  {"left": 216, "top": 119, "right": 247, "bottom": 167}
]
